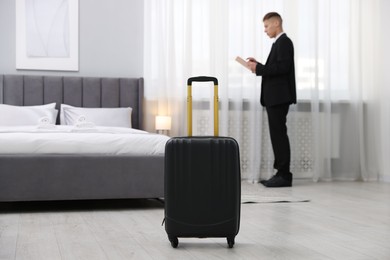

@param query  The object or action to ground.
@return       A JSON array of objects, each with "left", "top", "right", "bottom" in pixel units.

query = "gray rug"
[{"left": 241, "top": 182, "right": 310, "bottom": 203}]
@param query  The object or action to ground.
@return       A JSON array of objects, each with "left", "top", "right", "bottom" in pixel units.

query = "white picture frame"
[{"left": 16, "top": 0, "right": 79, "bottom": 71}]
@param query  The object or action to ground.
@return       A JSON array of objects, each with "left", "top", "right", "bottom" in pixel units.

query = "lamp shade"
[{"left": 155, "top": 115, "right": 171, "bottom": 130}]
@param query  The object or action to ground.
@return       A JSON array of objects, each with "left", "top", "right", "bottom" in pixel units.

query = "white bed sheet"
[{"left": 0, "top": 126, "right": 170, "bottom": 155}]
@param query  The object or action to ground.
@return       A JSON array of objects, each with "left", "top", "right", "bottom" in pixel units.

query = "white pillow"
[
  {"left": 60, "top": 104, "right": 132, "bottom": 128},
  {"left": 0, "top": 103, "right": 58, "bottom": 126}
]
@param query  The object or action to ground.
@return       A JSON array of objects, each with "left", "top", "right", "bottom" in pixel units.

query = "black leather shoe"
[
  {"left": 260, "top": 179, "right": 268, "bottom": 185},
  {"left": 264, "top": 175, "right": 292, "bottom": 188},
  {"left": 260, "top": 175, "right": 278, "bottom": 186}
]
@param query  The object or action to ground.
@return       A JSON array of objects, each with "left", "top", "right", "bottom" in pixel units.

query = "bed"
[{"left": 0, "top": 74, "right": 168, "bottom": 202}]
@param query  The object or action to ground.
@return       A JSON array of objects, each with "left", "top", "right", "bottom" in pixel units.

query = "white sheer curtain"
[
  {"left": 144, "top": 0, "right": 380, "bottom": 182},
  {"left": 379, "top": 0, "right": 390, "bottom": 183}
]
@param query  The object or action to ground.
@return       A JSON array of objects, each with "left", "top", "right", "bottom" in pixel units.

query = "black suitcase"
[{"left": 164, "top": 76, "right": 241, "bottom": 248}]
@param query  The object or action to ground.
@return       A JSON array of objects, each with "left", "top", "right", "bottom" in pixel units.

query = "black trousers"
[{"left": 265, "top": 104, "right": 291, "bottom": 175}]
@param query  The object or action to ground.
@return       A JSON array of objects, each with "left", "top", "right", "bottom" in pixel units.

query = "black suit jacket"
[{"left": 256, "top": 33, "right": 296, "bottom": 107}]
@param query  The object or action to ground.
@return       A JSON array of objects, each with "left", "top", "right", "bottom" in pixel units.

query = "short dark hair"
[{"left": 263, "top": 12, "right": 283, "bottom": 24}]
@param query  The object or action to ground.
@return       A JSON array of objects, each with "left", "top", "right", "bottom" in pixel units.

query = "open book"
[{"left": 235, "top": 56, "right": 251, "bottom": 71}]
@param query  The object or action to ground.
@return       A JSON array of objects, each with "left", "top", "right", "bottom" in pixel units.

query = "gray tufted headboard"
[{"left": 0, "top": 75, "right": 144, "bottom": 130}]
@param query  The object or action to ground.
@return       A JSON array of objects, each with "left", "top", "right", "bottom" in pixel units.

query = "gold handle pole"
[
  {"left": 187, "top": 85, "right": 192, "bottom": 136},
  {"left": 214, "top": 84, "right": 218, "bottom": 136}
]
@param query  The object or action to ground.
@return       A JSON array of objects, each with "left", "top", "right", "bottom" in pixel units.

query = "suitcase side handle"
[{"left": 187, "top": 76, "right": 218, "bottom": 86}]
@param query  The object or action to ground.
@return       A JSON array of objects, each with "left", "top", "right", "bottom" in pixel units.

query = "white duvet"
[{"left": 0, "top": 126, "right": 170, "bottom": 155}]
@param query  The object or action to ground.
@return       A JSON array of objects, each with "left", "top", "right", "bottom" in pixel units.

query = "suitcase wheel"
[
  {"left": 227, "top": 237, "right": 235, "bottom": 248},
  {"left": 169, "top": 236, "right": 178, "bottom": 248}
]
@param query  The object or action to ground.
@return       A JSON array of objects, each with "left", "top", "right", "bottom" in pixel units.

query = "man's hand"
[
  {"left": 246, "top": 57, "right": 257, "bottom": 63},
  {"left": 247, "top": 61, "right": 257, "bottom": 73},
  {"left": 246, "top": 57, "right": 258, "bottom": 73}
]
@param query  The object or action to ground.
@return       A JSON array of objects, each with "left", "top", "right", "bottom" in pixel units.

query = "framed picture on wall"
[{"left": 15, "top": 0, "right": 79, "bottom": 71}]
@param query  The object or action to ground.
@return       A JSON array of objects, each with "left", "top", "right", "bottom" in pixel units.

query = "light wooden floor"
[{"left": 1, "top": 180, "right": 390, "bottom": 260}]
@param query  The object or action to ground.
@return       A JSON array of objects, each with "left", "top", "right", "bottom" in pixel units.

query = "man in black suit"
[{"left": 247, "top": 12, "right": 296, "bottom": 187}]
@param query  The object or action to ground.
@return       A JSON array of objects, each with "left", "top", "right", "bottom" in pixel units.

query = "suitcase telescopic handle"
[
  {"left": 187, "top": 76, "right": 218, "bottom": 86},
  {"left": 187, "top": 76, "right": 219, "bottom": 137}
]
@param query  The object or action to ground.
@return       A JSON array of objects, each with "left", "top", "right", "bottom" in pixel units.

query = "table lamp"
[{"left": 155, "top": 115, "right": 171, "bottom": 135}]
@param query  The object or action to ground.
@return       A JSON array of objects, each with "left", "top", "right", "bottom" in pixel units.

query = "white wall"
[{"left": 0, "top": 0, "right": 143, "bottom": 77}]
